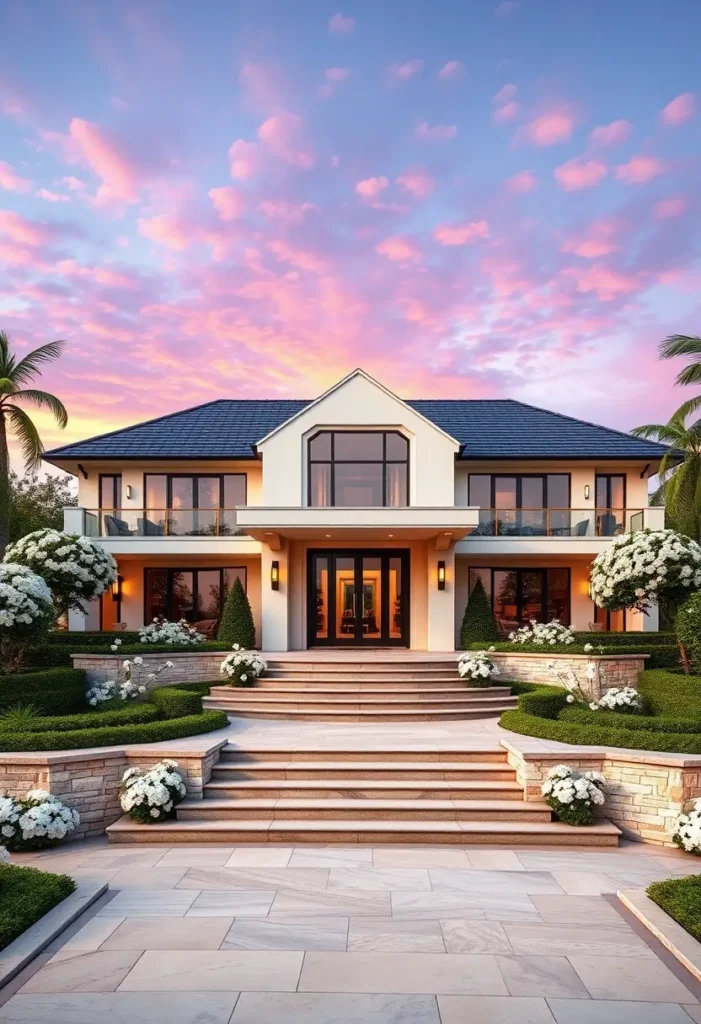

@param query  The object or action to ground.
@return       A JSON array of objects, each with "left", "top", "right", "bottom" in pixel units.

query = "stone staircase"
[
  {"left": 107, "top": 744, "right": 621, "bottom": 846},
  {"left": 202, "top": 657, "right": 519, "bottom": 722}
]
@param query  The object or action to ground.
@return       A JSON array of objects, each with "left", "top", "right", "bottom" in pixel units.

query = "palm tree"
[
  {"left": 0, "top": 331, "right": 68, "bottom": 553},
  {"left": 658, "top": 334, "right": 701, "bottom": 420},
  {"left": 631, "top": 408, "right": 701, "bottom": 539}
]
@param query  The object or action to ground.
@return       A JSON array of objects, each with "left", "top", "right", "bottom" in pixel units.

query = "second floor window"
[
  {"left": 308, "top": 431, "right": 409, "bottom": 507},
  {"left": 144, "top": 473, "right": 247, "bottom": 536}
]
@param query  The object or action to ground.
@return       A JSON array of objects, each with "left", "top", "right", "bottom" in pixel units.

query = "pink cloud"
[
  {"left": 228, "top": 139, "right": 260, "bottom": 180},
  {"left": 396, "top": 172, "right": 434, "bottom": 198},
  {"left": 554, "top": 158, "right": 608, "bottom": 191},
  {"left": 0, "top": 210, "right": 50, "bottom": 246},
  {"left": 588, "top": 119, "right": 632, "bottom": 147},
  {"left": 329, "top": 12, "right": 354, "bottom": 33},
  {"left": 208, "top": 186, "right": 245, "bottom": 221},
  {"left": 615, "top": 154, "right": 665, "bottom": 185},
  {"left": 375, "top": 235, "right": 422, "bottom": 262},
  {"left": 519, "top": 107, "right": 576, "bottom": 146},
  {"left": 319, "top": 66, "right": 349, "bottom": 97},
  {"left": 415, "top": 121, "right": 457, "bottom": 141},
  {"left": 267, "top": 239, "right": 327, "bottom": 274},
  {"left": 62, "top": 176, "right": 86, "bottom": 191},
  {"left": 35, "top": 188, "right": 69, "bottom": 202},
  {"left": 138, "top": 214, "right": 191, "bottom": 251},
  {"left": 508, "top": 170, "right": 537, "bottom": 192},
  {"left": 562, "top": 220, "right": 620, "bottom": 259},
  {"left": 387, "top": 59, "right": 423, "bottom": 83},
  {"left": 493, "top": 83, "right": 517, "bottom": 104},
  {"left": 257, "top": 112, "right": 315, "bottom": 169},
  {"left": 654, "top": 196, "right": 688, "bottom": 219},
  {"left": 356, "top": 176, "right": 389, "bottom": 199},
  {"left": 661, "top": 93, "right": 696, "bottom": 125},
  {"left": 69, "top": 118, "right": 139, "bottom": 205},
  {"left": 492, "top": 101, "right": 519, "bottom": 124},
  {"left": 562, "top": 263, "right": 639, "bottom": 301},
  {"left": 0, "top": 161, "right": 31, "bottom": 193},
  {"left": 438, "top": 61, "right": 463, "bottom": 80},
  {"left": 257, "top": 200, "right": 318, "bottom": 223},
  {"left": 434, "top": 220, "right": 490, "bottom": 246}
]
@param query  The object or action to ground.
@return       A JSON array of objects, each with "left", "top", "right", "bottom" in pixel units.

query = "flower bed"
[
  {"left": 468, "top": 641, "right": 679, "bottom": 670},
  {"left": 647, "top": 875, "right": 701, "bottom": 943},
  {"left": 0, "top": 863, "right": 76, "bottom": 951}
]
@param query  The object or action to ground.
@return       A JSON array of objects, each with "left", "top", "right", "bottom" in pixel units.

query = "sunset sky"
[{"left": 0, "top": 0, "right": 700, "bottom": 464}]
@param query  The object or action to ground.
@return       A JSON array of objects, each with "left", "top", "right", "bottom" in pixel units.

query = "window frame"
[
  {"left": 143, "top": 473, "right": 248, "bottom": 511},
  {"left": 468, "top": 473, "right": 571, "bottom": 511},
  {"left": 595, "top": 473, "right": 627, "bottom": 510},
  {"left": 307, "top": 430, "right": 410, "bottom": 508},
  {"left": 467, "top": 565, "right": 571, "bottom": 627},
  {"left": 143, "top": 565, "right": 248, "bottom": 624},
  {"left": 98, "top": 473, "right": 122, "bottom": 510}
]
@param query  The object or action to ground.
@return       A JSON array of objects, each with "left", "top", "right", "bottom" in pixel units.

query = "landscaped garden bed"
[
  {"left": 647, "top": 874, "right": 701, "bottom": 942},
  {"left": 0, "top": 863, "right": 76, "bottom": 951}
]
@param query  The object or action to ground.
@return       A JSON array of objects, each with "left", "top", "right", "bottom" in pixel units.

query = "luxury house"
[{"left": 45, "top": 369, "right": 668, "bottom": 651}]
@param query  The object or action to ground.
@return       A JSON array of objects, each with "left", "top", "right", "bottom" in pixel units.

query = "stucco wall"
[{"left": 76, "top": 459, "right": 262, "bottom": 510}]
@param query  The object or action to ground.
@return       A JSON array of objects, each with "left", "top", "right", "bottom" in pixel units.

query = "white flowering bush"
[
  {"left": 138, "top": 617, "right": 206, "bottom": 645},
  {"left": 0, "top": 563, "right": 55, "bottom": 671},
  {"left": 590, "top": 528, "right": 701, "bottom": 613},
  {"left": 0, "top": 789, "right": 79, "bottom": 850},
  {"left": 541, "top": 764, "right": 606, "bottom": 826},
  {"left": 0, "top": 845, "right": 8, "bottom": 864},
  {"left": 86, "top": 656, "right": 173, "bottom": 706},
  {"left": 674, "top": 799, "right": 701, "bottom": 855},
  {"left": 589, "top": 686, "right": 644, "bottom": 714},
  {"left": 120, "top": 760, "right": 187, "bottom": 823},
  {"left": 3, "top": 529, "right": 117, "bottom": 614},
  {"left": 220, "top": 644, "right": 267, "bottom": 687},
  {"left": 509, "top": 619, "right": 575, "bottom": 646},
  {"left": 458, "top": 649, "right": 500, "bottom": 686}
]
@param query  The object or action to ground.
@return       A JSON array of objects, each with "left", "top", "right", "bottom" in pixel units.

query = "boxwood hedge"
[
  {"left": 0, "top": 668, "right": 86, "bottom": 716},
  {"left": 647, "top": 875, "right": 701, "bottom": 942},
  {"left": 0, "top": 710, "right": 228, "bottom": 751},
  {"left": 0, "top": 703, "right": 161, "bottom": 733},
  {"left": 0, "top": 864, "right": 76, "bottom": 951}
]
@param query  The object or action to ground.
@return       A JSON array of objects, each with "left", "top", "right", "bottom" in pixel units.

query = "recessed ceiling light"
[
  {"left": 325, "top": 533, "right": 331, "bottom": 538},
  {"left": 388, "top": 534, "right": 394, "bottom": 538}
]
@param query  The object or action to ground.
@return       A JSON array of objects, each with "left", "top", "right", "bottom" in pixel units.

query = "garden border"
[{"left": 618, "top": 888, "right": 701, "bottom": 983}]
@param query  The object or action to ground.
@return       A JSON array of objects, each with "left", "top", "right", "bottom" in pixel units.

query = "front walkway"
[{"left": 3, "top": 836, "right": 701, "bottom": 1022}]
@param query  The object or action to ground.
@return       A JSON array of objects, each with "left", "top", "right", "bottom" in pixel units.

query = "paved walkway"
[{"left": 3, "top": 837, "right": 701, "bottom": 1022}]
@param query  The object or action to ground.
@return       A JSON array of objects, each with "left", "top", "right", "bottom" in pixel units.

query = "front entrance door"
[{"left": 308, "top": 549, "right": 410, "bottom": 647}]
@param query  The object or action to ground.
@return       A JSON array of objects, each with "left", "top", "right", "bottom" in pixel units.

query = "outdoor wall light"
[
  {"left": 584, "top": 484, "right": 590, "bottom": 500},
  {"left": 125, "top": 485, "right": 133, "bottom": 499},
  {"left": 437, "top": 561, "right": 446, "bottom": 591},
  {"left": 271, "top": 561, "right": 280, "bottom": 590},
  {"left": 587, "top": 581, "right": 593, "bottom": 600},
  {"left": 111, "top": 575, "right": 123, "bottom": 603}
]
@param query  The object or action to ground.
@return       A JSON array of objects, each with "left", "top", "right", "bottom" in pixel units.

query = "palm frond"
[
  {"left": 11, "top": 389, "right": 68, "bottom": 429},
  {"left": 4, "top": 404, "right": 44, "bottom": 471},
  {"left": 631, "top": 422, "right": 684, "bottom": 445},
  {"left": 673, "top": 395, "right": 701, "bottom": 422},
  {"left": 11, "top": 340, "right": 66, "bottom": 387},
  {"left": 659, "top": 334, "right": 701, "bottom": 359},
  {"left": 675, "top": 364, "right": 701, "bottom": 388}
]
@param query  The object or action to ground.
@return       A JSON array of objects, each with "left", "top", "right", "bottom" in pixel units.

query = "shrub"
[
  {"left": 590, "top": 529, "right": 701, "bottom": 613},
  {"left": 149, "top": 686, "right": 203, "bottom": 718},
  {"left": 647, "top": 875, "right": 701, "bottom": 942},
  {"left": 0, "top": 790, "right": 79, "bottom": 850},
  {"left": 458, "top": 649, "right": 500, "bottom": 686},
  {"left": 541, "top": 764, "right": 606, "bottom": 826},
  {"left": 573, "top": 631, "right": 675, "bottom": 647},
  {"left": 138, "top": 618, "right": 206, "bottom": 646},
  {"left": 590, "top": 687, "right": 644, "bottom": 714},
  {"left": 220, "top": 647, "right": 266, "bottom": 687},
  {"left": 0, "top": 864, "right": 76, "bottom": 951},
  {"left": 637, "top": 669, "right": 701, "bottom": 718},
  {"left": 460, "top": 578, "right": 498, "bottom": 647},
  {"left": 0, "top": 668, "right": 86, "bottom": 716},
  {"left": 73, "top": 642, "right": 229, "bottom": 655},
  {"left": 0, "top": 703, "right": 161, "bottom": 734},
  {"left": 0, "top": 710, "right": 228, "bottom": 751},
  {"left": 120, "top": 759, "right": 187, "bottom": 823},
  {"left": 500, "top": 708, "right": 701, "bottom": 754},
  {"left": 47, "top": 631, "right": 142, "bottom": 646},
  {"left": 675, "top": 592, "right": 701, "bottom": 671},
  {"left": 0, "top": 564, "right": 55, "bottom": 671},
  {"left": 559, "top": 706, "right": 701, "bottom": 734},
  {"left": 509, "top": 620, "right": 575, "bottom": 646},
  {"left": 518, "top": 687, "right": 569, "bottom": 719},
  {"left": 21, "top": 644, "right": 72, "bottom": 667},
  {"left": 217, "top": 577, "right": 255, "bottom": 649}
]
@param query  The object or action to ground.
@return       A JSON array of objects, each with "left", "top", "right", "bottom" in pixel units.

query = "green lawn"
[
  {"left": 0, "top": 864, "right": 76, "bottom": 950},
  {"left": 647, "top": 874, "right": 701, "bottom": 943}
]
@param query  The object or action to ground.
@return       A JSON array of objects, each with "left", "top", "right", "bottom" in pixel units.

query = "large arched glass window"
[{"left": 308, "top": 431, "right": 409, "bottom": 507}]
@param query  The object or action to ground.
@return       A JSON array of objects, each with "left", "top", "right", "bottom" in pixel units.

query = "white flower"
[
  {"left": 458, "top": 650, "right": 499, "bottom": 683},
  {"left": 2, "top": 530, "right": 117, "bottom": 611},
  {"left": 508, "top": 619, "right": 575, "bottom": 647},
  {"left": 566, "top": 694, "right": 575, "bottom": 703},
  {"left": 137, "top": 618, "right": 206, "bottom": 646},
  {"left": 590, "top": 687, "right": 643, "bottom": 713},
  {"left": 219, "top": 648, "right": 267, "bottom": 682},
  {"left": 133, "top": 656, "right": 143, "bottom": 666}
]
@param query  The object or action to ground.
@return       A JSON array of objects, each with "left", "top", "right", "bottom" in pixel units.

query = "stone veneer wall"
[
  {"left": 0, "top": 743, "right": 225, "bottom": 841},
  {"left": 504, "top": 742, "right": 701, "bottom": 847},
  {"left": 72, "top": 652, "right": 227, "bottom": 686},
  {"left": 489, "top": 652, "right": 648, "bottom": 701}
]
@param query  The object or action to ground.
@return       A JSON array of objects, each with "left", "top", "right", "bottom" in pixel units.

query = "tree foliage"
[
  {"left": 460, "top": 577, "right": 499, "bottom": 648},
  {"left": 217, "top": 576, "right": 256, "bottom": 649},
  {"left": 9, "top": 472, "right": 76, "bottom": 544}
]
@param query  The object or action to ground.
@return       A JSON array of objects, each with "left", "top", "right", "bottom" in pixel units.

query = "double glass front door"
[{"left": 308, "top": 550, "right": 409, "bottom": 646}]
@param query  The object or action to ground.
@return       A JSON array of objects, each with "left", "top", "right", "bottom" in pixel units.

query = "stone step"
[
  {"left": 203, "top": 703, "right": 517, "bottom": 722},
  {"left": 204, "top": 778, "right": 524, "bottom": 800},
  {"left": 218, "top": 747, "right": 510, "bottom": 764},
  {"left": 177, "top": 798, "right": 554, "bottom": 822},
  {"left": 107, "top": 815, "right": 622, "bottom": 846},
  {"left": 212, "top": 760, "right": 517, "bottom": 781},
  {"left": 206, "top": 689, "right": 513, "bottom": 709},
  {"left": 265, "top": 662, "right": 459, "bottom": 673},
  {"left": 255, "top": 679, "right": 480, "bottom": 690}
]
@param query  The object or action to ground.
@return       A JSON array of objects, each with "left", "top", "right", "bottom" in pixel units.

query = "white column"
[
  {"left": 68, "top": 598, "right": 100, "bottom": 631},
  {"left": 427, "top": 546, "right": 456, "bottom": 651},
  {"left": 260, "top": 542, "right": 289, "bottom": 651}
]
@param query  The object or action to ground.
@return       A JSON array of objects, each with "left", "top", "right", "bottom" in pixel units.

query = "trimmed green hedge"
[
  {"left": 0, "top": 710, "right": 228, "bottom": 751},
  {"left": 82, "top": 642, "right": 229, "bottom": 655},
  {"left": 0, "top": 703, "right": 161, "bottom": 734},
  {"left": 500, "top": 708, "right": 701, "bottom": 754},
  {"left": 0, "top": 864, "right": 76, "bottom": 951},
  {"left": 647, "top": 875, "right": 701, "bottom": 942},
  {"left": 519, "top": 687, "right": 569, "bottom": 720},
  {"left": 0, "top": 669, "right": 86, "bottom": 716},
  {"left": 638, "top": 669, "right": 701, "bottom": 718},
  {"left": 22, "top": 644, "right": 73, "bottom": 668},
  {"left": 46, "top": 631, "right": 142, "bottom": 646},
  {"left": 149, "top": 686, "right": 204, "bottom": 718},
  {"left": 559, "top": 705, "right": 701, "bottom": 734},
  {"left": 573, "top": 631, "right": 675, "bottom": 647}
]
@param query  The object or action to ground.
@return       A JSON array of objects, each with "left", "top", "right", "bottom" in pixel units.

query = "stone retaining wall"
[
  {"left": 504, "top": 741, "right": 701, "bottom": 847},
  {"left": 72, "top": 651, "right": 227, "bottom": 686},
  {"left": 489, "top": 652, "right": 648, "bottom": 700},
  {"left": 0, "top": 742, "right": 225, "bottom": 840}
]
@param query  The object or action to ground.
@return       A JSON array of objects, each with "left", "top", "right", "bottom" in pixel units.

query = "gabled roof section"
[{"left": 254, "top": 368, "right": 461, "bottom": 447}]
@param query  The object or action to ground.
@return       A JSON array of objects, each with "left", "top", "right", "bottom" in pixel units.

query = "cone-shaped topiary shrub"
[
  {"left": 217, "top": 576, "right": 256, "bottom": 649},
  {"left": 460, "top": 577, "right": 499, "bottom": 648}
]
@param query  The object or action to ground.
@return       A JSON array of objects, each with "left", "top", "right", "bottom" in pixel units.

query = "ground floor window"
[
  {"left": 468, "top": 567, "right": 570, "bottom": 632},
  {"left": 144, "top": 567, "right": 247, "bottom": 627}
]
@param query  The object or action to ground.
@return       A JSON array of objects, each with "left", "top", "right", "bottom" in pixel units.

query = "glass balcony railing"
[
  {"left": 83, "top": 509, "right": 246, "bottom": 538},
  {"left": 470, "top": 508, "right": 650, "bottom": 538}
]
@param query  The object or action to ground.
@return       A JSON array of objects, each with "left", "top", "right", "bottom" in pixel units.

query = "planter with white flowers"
[
  {"left": 119, "top": 760, "right": 187, "bottom": 823},
  {"left": 541, "top": 764, "right": 607, "bottom": 826},
  {"left": 0, "top": 789, "right": 80, "bottom": 850},
  {"left": 220, "top": 645, "right": 268, "bottom": 687},
  {"left": 510, "top": 619, "right": 575, "bottom": 646},
  {"left": 458, "top": 649, "right": 501, "bottom": 687},
  {"left": 137, "top": 618, "right": 206, "bottom": 645},
  {"left": 673, "top": 800, "right": 701, "bottom": 855}
]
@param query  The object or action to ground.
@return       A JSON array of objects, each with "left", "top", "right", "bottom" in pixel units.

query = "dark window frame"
[
  {"left": 595, "top": 474, "right": 627, "bottom": 510},
  {"left": 143, "top": 566, "right": 248, "bottom": 625},
  {"left": 468, "top": 473, "right": 571, "bottom": 510},
  {"left": 143, "top": 472, "right": 248, "bottom": 511},
  {"left": 468, "top": 566, "right": 571, "bottom": 627},
  {"left": 98, "top": 473, "right": 122, "bottom": 510},
  {"left": 307, "top": 430, "right": 410, "bottom": 508}
]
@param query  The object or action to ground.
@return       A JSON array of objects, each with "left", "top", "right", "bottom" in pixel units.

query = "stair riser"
[
  {"left": 266, "top": 664, "right": 458, "bottom": 673},
  {"left": 212, "top": 768, "right": 517, "bottom": 782},
  {"left": 218, "top": 749, "right": 509, "bottom": 763},
  {"left": 178, "top": 807, "right": 553, "bottom": 822},
  {"left": 209, "top": 709, "right": 514, "bottom": 722},
  {"left": 254, "top": 681, "right": 496, "bottom": 691},
  {"left": 205, "top": 697, "right": 516, "bottom": 711},
  {"left": 204, "top": 786, "right": 523, "bottom": 800}
]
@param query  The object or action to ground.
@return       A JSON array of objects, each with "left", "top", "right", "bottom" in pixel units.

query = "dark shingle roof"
[{"left": 44, "top": 397, "right": 668, "bottom": 462}]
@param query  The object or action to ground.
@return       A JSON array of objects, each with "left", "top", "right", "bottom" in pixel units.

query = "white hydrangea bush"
[
  {"left": 509, "top": 619, "right": 575, "bottom": 646},
  {"left": 0, "top": 845, "right": 9, "bottom": 864},
  {"left": 458, "top": 648, "right": 500, "bottom": 686},
  {"left": 86, "top": 656, "right": 173, "bottom": 706},
  {"left": 589, "top": 686, "right": 644, "bottom": 714},
  {"left": 0, "top": 789, "right": 79, "bottom": 850},
  {"left": 3, "top": 529, "right": 117, "bottom": 613},
  {"left": 0, "top": 564, "right": 54, "bottom": 635},
  {"left": 220, "top": 644, "right": 267, "bottom": 687},
  {"left": 674, "top": 799, "right": 701, "bottom": 855},
  {"left": 138, "top": 618, "right": 206, "bottom": 645},
  {"left": 120, "top": 760, "right": 187, "bottom": 823},
  {"left": 590, "top": 528, "right": 701, "bottom": 613},
  {"left": 541, "top": 764, "right": 606, "bottom": 826}
]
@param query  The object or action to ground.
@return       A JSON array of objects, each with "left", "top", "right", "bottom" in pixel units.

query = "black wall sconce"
[
  {"left": 111, "top": 575, "right": 123, "bottom": 603},
  {"left": 271, "top": 561, "right": 280, "bottom": 590},
  {"left": 437, "top": 561, "right": 446, "bottom": 590}
]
